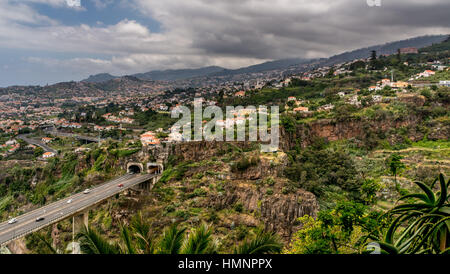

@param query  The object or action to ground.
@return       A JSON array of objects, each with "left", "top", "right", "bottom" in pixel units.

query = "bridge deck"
[{"left": 0, "top": 173, "right": 155, "bottom": 247}]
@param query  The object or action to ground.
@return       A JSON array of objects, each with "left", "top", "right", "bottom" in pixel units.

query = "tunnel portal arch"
[
  {"left": 127, "top": 163, "right": 144, "bottom": 174},
  {"left": 147, "top": 163, "right": 163, "bottom": 174}
]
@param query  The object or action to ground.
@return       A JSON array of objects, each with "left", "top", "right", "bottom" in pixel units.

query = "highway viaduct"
[{"left": 0, "top": 161, "right": 164, "bottom": 253}]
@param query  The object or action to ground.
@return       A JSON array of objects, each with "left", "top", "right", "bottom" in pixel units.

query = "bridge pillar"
[
  {"left": 72, "top": 210, "right": 89, "bottom": 254},
  {"left": 140, "top": 180, "right": 150, "bottom": 190}
]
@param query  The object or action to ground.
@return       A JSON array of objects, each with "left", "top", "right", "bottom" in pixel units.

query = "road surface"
[
  {"left": 17, "top": 134, "right": 58, "bottom": 154},
  {"left": 0, "top": 173, "right": 155, "bottom": 247},
  {"left": 45, "top": 129, "right": 102, "bottom": 143}
]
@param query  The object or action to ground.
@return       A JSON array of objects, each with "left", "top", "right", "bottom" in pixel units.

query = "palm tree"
[
  {"left": 37, "top": 234, "right": 60, "bottom": 254},
  {"left": 181, "top": 223, "right": 217, "bottom": 254},
  {"left": 119, "top": 225, "right": 136, "bottom": 254},
  {"left": 234, "top": 229, "right": 282, "bottom": 254},
  {"left": 76, "top": 225, "right": 120, "bottom": 254},
  {"left": 371, "top": 174, "right": 449, "bottom": 254},
  {"left": 75, "top": 212, "right": 283, "bottom": 254},
  {"left": 130, "top": 212, "right": 155, "bottom": 254},
  {"left": 157, "top": 223, "right": 186, "bottom": 254}
]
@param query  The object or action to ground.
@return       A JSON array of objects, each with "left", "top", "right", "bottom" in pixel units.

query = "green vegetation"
[
  {"left": 371, "top": 174, "right": 449, "bottom": 254},
  {"left": 1, "top": 37, "right": 449, "bottom": 255},
  {"left": 75, "top": 212, "right": 282, "bottom": 254}
]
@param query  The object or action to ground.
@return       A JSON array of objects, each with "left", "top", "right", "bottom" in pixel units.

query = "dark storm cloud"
[
  {"left": 2, "top": 0, "right": 449, "bottom": 85},
  {"left": 135, "top": 0, "right": 450, "bottom": 60}
]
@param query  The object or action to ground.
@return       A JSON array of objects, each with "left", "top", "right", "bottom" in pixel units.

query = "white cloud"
[{"left": 1, "top": 0, "right": 450, "bottom": 82}]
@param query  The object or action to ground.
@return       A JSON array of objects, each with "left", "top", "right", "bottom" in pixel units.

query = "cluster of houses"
[
  {"left": 0, "top": 119, "right": 28, "bottom": 133},
  {"left": 93, "top": 125, "right": 118, "bottom": 132},
  {"left": 1, "top": 139, "right": 20, "bottom": 155},
  {"left": 409, "top": 70, "right": 436, "bottom": 81},
  {"left": 286, "top": 97, "right": 310, "bottom": 113},
  {"left": 140, "top": 129, "right": 183, "bottom": 145},
  {"left": 118, "top": 109, "right": 135, "bottom": 117},
  {"left": 368, "top": 78, "right": 409, "bottom": 92},
  {"left": 41, "top": 137, "right": 53, "bottom": 143},
  {"left": 54, "top": 119, "right": 82, "bottom": 129},
  {"left": 140, "top": 131, "right": 161, "bottom": 146},
  {"left": 102, "top": 113, "right": 135, "bottom": 124}
]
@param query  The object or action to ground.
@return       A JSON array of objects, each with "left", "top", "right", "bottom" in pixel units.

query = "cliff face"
[
  {"left": 280, "top": 115, "right": 424, "bottom": 150},
  {"left": 152, "top": 141, "right": 319, "bottom": 241},
  {"left": 206, "top": 183, "right": 318, "bottom": 240}
]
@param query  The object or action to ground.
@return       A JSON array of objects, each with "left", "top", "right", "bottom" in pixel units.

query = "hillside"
[
  {"left": 82, "top": 35, "right": 448, "bottom": 83},
  {"left": 83, "top": 73, "right": 117, "bottom": 83},
  {"left": 303, "top": 35, "right": 449, "bottom": 68}
]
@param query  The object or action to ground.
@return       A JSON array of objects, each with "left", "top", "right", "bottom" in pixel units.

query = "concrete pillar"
[{"left": 72, "top": 210, "right": 89, "bottom": 254}]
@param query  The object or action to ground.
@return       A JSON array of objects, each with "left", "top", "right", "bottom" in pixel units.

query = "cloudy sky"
[{"left": 0, "top": 0, "right": 449, "bottom": 86}]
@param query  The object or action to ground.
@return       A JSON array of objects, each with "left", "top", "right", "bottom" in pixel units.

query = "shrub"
[
  {"left": 231, "top": 155, "right": 260, "bottom": 172},
  {"left": 234, "top": 203, "right": 243, "bottom": 212},
  {"left": 264, "top": 177, "right": 275, "bottom": 186}
]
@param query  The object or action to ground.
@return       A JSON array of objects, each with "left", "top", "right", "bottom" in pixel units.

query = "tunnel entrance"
[
  {"left": 147, "top": 163, "right": 163, "bottom": 174},
  {"left": 127, "top": 164, "right": 142, "bottom": 174}
]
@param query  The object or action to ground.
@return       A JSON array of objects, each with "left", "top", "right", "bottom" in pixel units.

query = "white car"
[
  {"left": 67, "top": 199, "right": 72, "bottom": 204},
  {"left": 8, "top": 218, "right": 17, "bottom": 224},
  {"left": 83, "top": 189, "right": 90, "bottom": 194}
]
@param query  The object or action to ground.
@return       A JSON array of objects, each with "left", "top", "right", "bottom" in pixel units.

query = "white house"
[{"left": 42, "top": 152, "right": 56, "bottom": 159}]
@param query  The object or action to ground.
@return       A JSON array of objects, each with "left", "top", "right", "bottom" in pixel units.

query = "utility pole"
[{"left": 391, "top": 69, "right": 394, "bottom": 82}]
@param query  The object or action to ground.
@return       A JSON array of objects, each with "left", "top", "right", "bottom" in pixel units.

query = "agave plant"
[{"left": 373, "top": 174, "right": 449, "bottom": 254}]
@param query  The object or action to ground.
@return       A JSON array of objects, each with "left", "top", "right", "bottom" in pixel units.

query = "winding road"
[{"left": 17, "top": 134, "right": 58, "bottom": 154}]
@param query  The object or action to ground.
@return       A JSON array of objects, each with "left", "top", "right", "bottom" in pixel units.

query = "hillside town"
[{"left": 0, "top": 44, "right": 449, "bottom": 158}]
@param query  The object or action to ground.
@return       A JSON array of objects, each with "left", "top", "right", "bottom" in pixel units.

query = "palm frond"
[
  {"left": 181, "top": 223, "right": 215, "bottom": 254},
  {"left": 37, "top": 234, "right": 59, "bottom": 254},
  {"left": 157, "top": 223, "right": 186, "bottom": 254},
  {"left": 235, "top": 230, "right": 282, "bottom": 254},
  {"left": 76, "top": 225, "right": 120, "bottom": 254},
  {"left": 120, "top": 225, "right": 136, "bottom": 254}
]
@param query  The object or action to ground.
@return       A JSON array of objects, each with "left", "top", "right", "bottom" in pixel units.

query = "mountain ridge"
[{"left": 69, "top": 34, "right": 450, "bottom": 84}]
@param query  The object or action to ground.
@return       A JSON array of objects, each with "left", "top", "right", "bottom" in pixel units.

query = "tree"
[
  {"left": 386, "top": 153, "right": 406, "bottom": 190},
  {"left": 157, "top": 223, "right": 186, "bottom": 254},
  {"left": 285, "top": 202, "right": 385, "bottom": 254},
  {"left": 76, "top": 226, "right": 120, "bottom": 254},
  {"left": 75, "top": 213, "right": 283, "bottom": 254},
  {"left": 34, "top": 147, "right": 44, "bottom": 158},
  {"left": 349, "top": 60, "right": 366, "bottom": 71},
  {"left": 234, "top": 230, "right": 282, "bottom": 254},
  {"left": 370, "top": 50, "right": 377, "bottom": 62},
  {"left": 181, "top": 223, "right": 217, "bottom": 254},
  {"left": 361, "top": 179, "right": 380, "bottom": 205}
]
